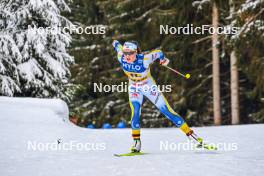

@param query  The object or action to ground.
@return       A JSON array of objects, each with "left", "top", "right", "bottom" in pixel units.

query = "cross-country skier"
[{"left": 112, "top": 40, "right": 204, "bottom": 153}]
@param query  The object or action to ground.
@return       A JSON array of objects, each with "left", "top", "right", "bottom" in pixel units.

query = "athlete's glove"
[{"left": 160, "top": 58, "right": 170, "bottom": 66}]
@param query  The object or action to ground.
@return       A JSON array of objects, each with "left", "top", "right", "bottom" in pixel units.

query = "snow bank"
[{"left": 0, "top": 96, "right": 69, "bottom": 120}]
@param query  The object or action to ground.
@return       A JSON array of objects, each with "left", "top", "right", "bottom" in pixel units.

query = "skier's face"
[{"left": 123, "top": 49, "right": 137, "bottom": 63}]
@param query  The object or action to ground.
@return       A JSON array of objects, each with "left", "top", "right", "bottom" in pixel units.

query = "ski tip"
[
  {"left": 196, "top": 143, "right": 218, "bottom": 151},
  {"left": 206, "top": 146, "right": 218, "bottom": 150},
  {"left": 114, "top": 154, "right": 121, "bottom": 157},
  {"left": 204, "top": 144, "right": 218, "bottom": 150},
  {"left": 114, "top": 152, "right": 147, "bottom": 157}
]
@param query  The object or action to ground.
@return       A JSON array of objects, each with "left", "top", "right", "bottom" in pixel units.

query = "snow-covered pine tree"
[
  {"left": 0, "top": 2, "right": 22, "bottom": 96},
  {"left": 0, "top": 0, "right": 74, "bottom": 101}
]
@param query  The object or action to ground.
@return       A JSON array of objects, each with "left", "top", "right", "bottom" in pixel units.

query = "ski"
[
  {"left": 196, "top": 143, "right": 217, "bottom": 150},
  {"left": 114, "top": 152, "right": 147, "bottom": 157},
  {"left": 188, "top": 133, "right": 217, "bottom": 151}
]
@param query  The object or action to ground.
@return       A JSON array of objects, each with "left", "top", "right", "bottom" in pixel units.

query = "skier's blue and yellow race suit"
[{"left": 113, "top": 40, "right": 192, "bottom": 139}]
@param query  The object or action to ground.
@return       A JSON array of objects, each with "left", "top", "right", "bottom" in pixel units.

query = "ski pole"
[{"left": 162, "top": 65, "right": 191, "bottom": 79}]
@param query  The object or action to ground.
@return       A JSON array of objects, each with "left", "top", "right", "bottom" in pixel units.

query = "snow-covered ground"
[{"left": 0, "top": 97, "right": 263, "bottom": 176}]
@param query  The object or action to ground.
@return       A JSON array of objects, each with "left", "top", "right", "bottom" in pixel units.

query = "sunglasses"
[{"left": 123, "top": 51, "right": 136, "bottom": 56}]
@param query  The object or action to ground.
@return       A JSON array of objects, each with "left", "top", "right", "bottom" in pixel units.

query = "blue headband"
[{"left": 123, "top": 42, "right": 137, "bottom": 51}]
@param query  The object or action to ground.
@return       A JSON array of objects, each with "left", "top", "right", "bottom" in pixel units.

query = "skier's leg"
[
  {"left": 128, "top": 86, "right": 143, "bottom": 152},
  {"left": 143, "top": 78, "right": 198, "bottom": 138},
  {"left": 151, "top": 92, "right": 214, "bottom": 148},
  {"left": 156, "top": 95, "right": 204, "bottom": 144},
  {"left": 159, "top": 95, "right": 192, "bottom": 133}
]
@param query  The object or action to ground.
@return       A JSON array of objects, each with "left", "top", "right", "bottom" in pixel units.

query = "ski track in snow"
[{"left": 0, "top": 97, "right": 263, "bottom": 176}]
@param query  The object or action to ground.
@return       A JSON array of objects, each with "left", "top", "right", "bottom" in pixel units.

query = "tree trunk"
[
  {"left": 230, "top": 51, "right": 240, "bottom": 124},
  {"left": 229, "top": 0, "right": 240, "bottom": 124},
  {"left": 212, "top": 2, "right": 221, "bottom": 125}
]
